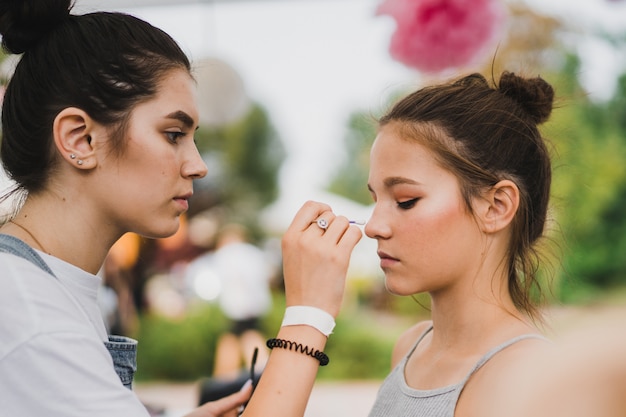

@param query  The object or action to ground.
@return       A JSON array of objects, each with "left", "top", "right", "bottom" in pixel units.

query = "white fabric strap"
[{"left": 281, "top": 306, "right": 336, "bottom": 337}]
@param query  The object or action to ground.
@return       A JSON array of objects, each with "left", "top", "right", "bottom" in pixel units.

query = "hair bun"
[
  {"left": 452, "top": 73, "right": 489, "bottom": 89},
  {"left": 498, "top": 71, "right": 554, "bottom": 124},
  {"left": 0, "top": 0, "right": 73, "bottom": 54}
]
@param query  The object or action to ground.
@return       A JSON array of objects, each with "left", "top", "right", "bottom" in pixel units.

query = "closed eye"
[{"left": 397, "top": 198, "right": 419, "bottom": 210}]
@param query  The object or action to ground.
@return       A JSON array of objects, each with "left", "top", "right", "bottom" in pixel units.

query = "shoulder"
[
  {"left": 0, "top": 252, "right": 56, "bottom": 319},
  {"left": 456, "top": 334, "right": 552, "bottom": 417},
  {"left": 0, "top": 254, "right": 94, "bottom": 355},
  {"left": 390, "top": 320, "right": 432, "bottom": 368},
  {"left": 486, "top": 333, "right": 552, "bottom": 372},
  {"left": 479, "top": 333, "right": 552, "bottom": 380}
]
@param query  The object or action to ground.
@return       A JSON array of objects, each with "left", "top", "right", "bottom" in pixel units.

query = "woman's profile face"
[
  {"left": 365, "top": 124, "right": 486, "bottom": 296},
  {"left": 90, "top": 68, "right": 208, "bottom": 239}
]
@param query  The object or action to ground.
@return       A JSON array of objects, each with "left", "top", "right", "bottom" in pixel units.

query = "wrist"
[{"left": 281, "top": 306, "right": 336, "bottom": 337}]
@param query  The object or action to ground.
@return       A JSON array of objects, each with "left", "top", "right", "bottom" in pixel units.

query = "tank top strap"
[
  {"left": 461, "top": 333, "right": 549, "bottom": 384},
  {"left": 405, "top": 323, "right": 434, "bottom": 360}
]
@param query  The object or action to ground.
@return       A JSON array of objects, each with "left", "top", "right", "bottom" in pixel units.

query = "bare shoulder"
[
  {"left": 456, "top": 334, "right": 553, "bottom": 417},
  {"left": 481, "top": 334, "right": 552, "bottom": 382},
  {"left": 488, "top": 310, "right": 626, "bottom": 417},
  {"left": 390, "top": 320, "right": 433, "bottom": 368}
]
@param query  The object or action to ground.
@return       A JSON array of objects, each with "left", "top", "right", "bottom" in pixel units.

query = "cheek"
[
  {"left": 404, "top": 204, "right": 477, "bottom": 273},
  {"left": 415, "top": 197, "right": 467, "bottom": 238}
]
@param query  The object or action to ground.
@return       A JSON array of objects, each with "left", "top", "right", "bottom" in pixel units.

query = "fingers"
[
  {"left": 186, "top": 380, "right": 253, "bottom": 417},
  {"left": 288, "top": 200, "right": 333, "bottom": 232},
  {"left": 282, "top": 201, "right": 364, "bottom": 316},
  {"left": 318, "top": 216, "right": 362, "bottom": 245}
]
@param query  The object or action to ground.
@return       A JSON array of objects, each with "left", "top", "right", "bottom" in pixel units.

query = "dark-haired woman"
[
  {"left": 366, "top": 72, "right": 556, "bottom": 417},
  {"left": 0, "top": 1, "right": 361, "bottom": 416}
]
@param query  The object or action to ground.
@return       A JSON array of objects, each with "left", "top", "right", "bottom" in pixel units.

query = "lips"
[
  {"left": 377, "top": 250, "right": 397, "bottom": 260},
  {"left": 377, "top": 250, "right": 399, "bottom": 268},
  {"left": 173, "top": 192, "right": 192, "bottom": 211},
  {"left": 173, "top": 197, "right": 189, "bottom": 211}
]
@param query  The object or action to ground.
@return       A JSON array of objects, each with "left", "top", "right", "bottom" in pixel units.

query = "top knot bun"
[
  {"left": 498, "top": 71, "right": 554, "bottom": 124},
  {"left": 0, "top": 0, "right": 73, "bottom": 54}
]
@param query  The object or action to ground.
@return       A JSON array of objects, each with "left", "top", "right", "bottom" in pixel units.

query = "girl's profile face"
[
  {"left": 365, "top": 124, "right": 486, "bottom": 296},
  {"left": 90, "top": 68, "right": 208, "bottom": 239}
]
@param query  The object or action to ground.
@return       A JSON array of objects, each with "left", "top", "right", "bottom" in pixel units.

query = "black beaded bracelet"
[{"left": 266, "top": 338, "right": 330, "bottom": 366}]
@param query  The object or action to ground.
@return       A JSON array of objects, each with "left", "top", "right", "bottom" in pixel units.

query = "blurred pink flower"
[{"left": 378, "top": 0, "right": 506, "bottom": 73}]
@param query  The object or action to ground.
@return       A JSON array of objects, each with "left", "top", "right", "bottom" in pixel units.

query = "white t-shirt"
[{"left": 0, "top": 251, "right": 149, "bottom": 417}]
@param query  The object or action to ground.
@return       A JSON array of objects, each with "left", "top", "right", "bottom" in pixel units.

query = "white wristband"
[{"left": 281, "top": 306, "right": 336, "bottom": 337}]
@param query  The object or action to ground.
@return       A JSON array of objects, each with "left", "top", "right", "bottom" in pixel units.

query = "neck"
[
  {"left": 427, "top": 280, "right": 536, "bottom": 352},
  {"left": 4, "top": 193, "right": 120, "bottom": 274},
  {"left": 9, "top": 218, "right": 49, "bottom": 254}
]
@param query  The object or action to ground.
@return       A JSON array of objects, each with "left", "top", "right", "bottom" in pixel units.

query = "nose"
[
  {"left": 182, "top": 143, "right": 208, "bottom": 179},
  {"left": 364, "top": 203, "right": 390, "bottom": 240}
]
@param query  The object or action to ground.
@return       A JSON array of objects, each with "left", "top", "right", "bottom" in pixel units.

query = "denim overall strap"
[
  {"left": 0, "top": 234, "right": 137, "bottom": 390},
  {"left": 0, "top": 234, "right": 57, "bottom": 277}
]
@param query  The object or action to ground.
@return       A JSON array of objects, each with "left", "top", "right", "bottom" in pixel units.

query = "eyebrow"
[
  {"left": 165, "top": 110, "right": 197, "bottom": 129},
  {"left": 384, "top": 176, "right": 422, "bottom": 187},
  {"left": 367, "top": 176, "right": 422, "bottom": 193}
]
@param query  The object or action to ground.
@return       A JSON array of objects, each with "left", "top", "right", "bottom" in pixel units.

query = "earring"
[
  {"left": 77, "top": 160, "right": 84, "bottom": 165},
  {"left": 70, "top": 154, "right": 76, "bottom": 159}
]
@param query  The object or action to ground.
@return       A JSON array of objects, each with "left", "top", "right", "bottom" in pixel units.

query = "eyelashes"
[
  {"left": 397, "top": 198, "right": 419, "bottom": 210},
  {"left": 165, "top": 131, "right": 185, "bottom": 143}
]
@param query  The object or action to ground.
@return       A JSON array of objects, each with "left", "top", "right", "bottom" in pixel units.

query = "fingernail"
[{"left": 240, "top": 379, "right": 253, "bottom": 391}]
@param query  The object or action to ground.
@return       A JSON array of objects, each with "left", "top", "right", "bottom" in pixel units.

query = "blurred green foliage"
[
  {"left": 327, "top": 112, "right": 378, "bottom": 205},
  {"left": 550, "top": 56, "right": 626, "bottom": 301},
  {"left": 135, "top": 303, "right": 226, "bottom": 381},
  {"left": 135, "top": 292, "right": 413, "bottom": 381},
  {"left": 187, "top": 103, "right": 286, "bottom": 233}
]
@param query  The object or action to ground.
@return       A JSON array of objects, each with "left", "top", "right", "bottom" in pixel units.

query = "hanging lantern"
[{"left": 377, "top": 0, "right": 506, "bottom": 73}]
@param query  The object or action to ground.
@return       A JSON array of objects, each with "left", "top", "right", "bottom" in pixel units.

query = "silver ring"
[{"left": 315, "top": 218, "right": 329, "bottom": 230}]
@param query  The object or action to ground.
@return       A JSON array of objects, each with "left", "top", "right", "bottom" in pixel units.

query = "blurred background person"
[{"left": 187, "top": 223, "right": 275, "bottom": 378}]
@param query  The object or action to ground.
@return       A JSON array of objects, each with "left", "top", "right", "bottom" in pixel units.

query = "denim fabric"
[
  {"left": 105, "top": 335, "right": 138, "bottom": 389},
  {"left": 0, "top": 234, "right": 57, "bottom": 277},
  {"left": 0, "top": 234, "right": 138, "bottom": 390}
]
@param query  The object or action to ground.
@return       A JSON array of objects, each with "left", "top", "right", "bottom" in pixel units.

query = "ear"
[
  {"left": 478, "top": 180, "right": 520, "bottom": 234},
  {"left": 52, "top": 107, "right": 97, "bottom": 170}
]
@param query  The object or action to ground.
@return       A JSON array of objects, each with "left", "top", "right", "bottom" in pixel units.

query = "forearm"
[
  {"left": 239, "top": 201, "right": 361, "bottom": 416},
  {"left": 241, "top": 325, "right": 328, "bottom": 417}
]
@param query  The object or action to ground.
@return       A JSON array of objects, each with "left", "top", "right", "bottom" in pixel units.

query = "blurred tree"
[
  {"left": 551, "top": 58, "right": 626, "bottom": 298},
  {"left": 191, "top": 103, "right": 286, "bottom": 233},
  {"left": 327, "top": 112, "right": 378, "bottom": 205},
  {"left": 478, "top": 1, "right": 563, "bottom": 76}
]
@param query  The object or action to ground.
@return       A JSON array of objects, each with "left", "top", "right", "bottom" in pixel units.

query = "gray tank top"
[{"left": 368, "top": 325, "right": 547, "bottom": 417}]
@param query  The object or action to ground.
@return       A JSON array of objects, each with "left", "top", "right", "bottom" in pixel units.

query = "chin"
[
  {"left": 384, "top": 278, "right": 422, "bottom": 297},
  {"left": 139, "top": 221, "right": 181, "bottom": 240},
  {"left": 384, "top": 280, "right": 404, "bottom": 296}
]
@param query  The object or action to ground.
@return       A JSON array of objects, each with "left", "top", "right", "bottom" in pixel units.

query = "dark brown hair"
[
  {"left": 379, "top": 72, "right": 555, "bottom": 319},
  {"left": 0, "top": 0, "right": 191, "bottom": 195}
]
